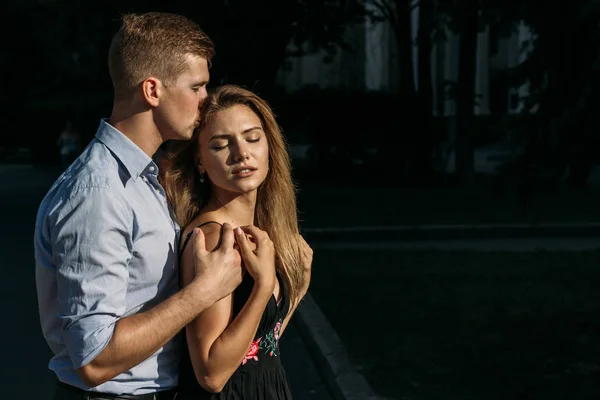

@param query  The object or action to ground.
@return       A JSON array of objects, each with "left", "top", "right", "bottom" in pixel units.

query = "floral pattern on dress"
[
  {"left": 260, "top": 319, "right": 283, "bottom": 357},
  {"left": 242, "top": 319, "right": 284, "bottom": 365},
  {"left": 242, "top": 337, "right": 261, "bottom": 365}
]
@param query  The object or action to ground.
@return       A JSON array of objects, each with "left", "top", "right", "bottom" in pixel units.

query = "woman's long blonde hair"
[{"left": 160, "top": 84, "right": 305, "bottom": 302}]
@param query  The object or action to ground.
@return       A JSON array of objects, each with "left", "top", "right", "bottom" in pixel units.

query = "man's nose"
[{"left": 198, "top": 89, "right": 208, "bottom": 105}]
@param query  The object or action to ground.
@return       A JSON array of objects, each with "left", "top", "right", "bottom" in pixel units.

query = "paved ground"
[
  {"left": 0, "top": 164, "right": 332, "bottom": 399},
  {"left": 313, "top": 237, "right": 600, "bottom": 251}
]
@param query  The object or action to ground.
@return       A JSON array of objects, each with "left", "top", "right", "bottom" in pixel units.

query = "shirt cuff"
[{"left": 64, "top": 314, "right": 117, "bottom": 369}]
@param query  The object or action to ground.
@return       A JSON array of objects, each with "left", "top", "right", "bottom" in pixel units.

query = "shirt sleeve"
[{"left": 51, "top": 186, "right": 132, "bottom": 369}]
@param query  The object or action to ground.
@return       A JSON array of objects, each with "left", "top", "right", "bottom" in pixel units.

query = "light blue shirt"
[{"left": 34, "top": 119, "right": 181, "bottom": 395}]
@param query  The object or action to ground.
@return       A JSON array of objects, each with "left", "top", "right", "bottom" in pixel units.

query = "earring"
[{"left": 199, "top": 172, "right": 205, "bottom": 183}]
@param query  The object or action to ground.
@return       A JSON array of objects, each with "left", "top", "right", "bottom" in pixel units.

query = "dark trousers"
[{"left": 53, "top": 381, "right": 178, "bottom": 400}]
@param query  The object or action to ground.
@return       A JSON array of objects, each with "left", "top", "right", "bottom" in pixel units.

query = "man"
[
  {"left": 56, "top": 120, "right": 81, "bottom": 170},
  {"left": 34, "top": 12, "right": 243, "bottom": 399}
]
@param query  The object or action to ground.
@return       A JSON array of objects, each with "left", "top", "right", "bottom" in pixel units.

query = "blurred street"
[{"left": 0, "top": 165, "right": 56, "bottom": 398}]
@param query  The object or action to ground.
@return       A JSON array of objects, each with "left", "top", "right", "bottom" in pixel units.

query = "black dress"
[{"left": 177, "top": 223, "right": 293, "bottom": 400}]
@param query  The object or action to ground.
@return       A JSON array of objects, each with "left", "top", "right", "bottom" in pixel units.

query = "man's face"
[{"left": 157, "top": 54, "right": 209, "bottom": 141}]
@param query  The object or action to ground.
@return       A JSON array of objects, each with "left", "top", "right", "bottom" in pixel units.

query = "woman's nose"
[{"left": 233, "top": 142, "right": 250, "bottom": 162}]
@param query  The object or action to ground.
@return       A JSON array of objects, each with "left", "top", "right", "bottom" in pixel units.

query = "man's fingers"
[
  {"left": 192, "top": 228, "right": 208, "bottom": 257},
  {"left": 218, "top": 222, "right": 235, "bottom": 250}
]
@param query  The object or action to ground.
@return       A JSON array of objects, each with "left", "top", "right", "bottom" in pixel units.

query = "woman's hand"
[
  {"left": 274, "top": 234, "right": 313, "bottom": 339},
  {"left": 235, "top": 225, "right": 276, "bottom": 290},
  {"left": 298, "top": 234, "right": 313, "bottom": 299}
]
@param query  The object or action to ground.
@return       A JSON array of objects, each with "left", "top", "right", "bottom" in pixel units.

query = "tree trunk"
[
  {"left": 394, "top": 0, "right": 416, "bottom": 100},
  {"left": 413, "top": 0, "right": 434, "bottom": 183},
  {"left": 386, "top": 0, "right": 417, "bottom": 184},
  {"left": 454, "top": 0, "right": 479, "bottom": 186}
]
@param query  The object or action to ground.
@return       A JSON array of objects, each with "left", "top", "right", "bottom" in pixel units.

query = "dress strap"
[{"left": 178, "top": 221, "right": 223, "bottom": 259}]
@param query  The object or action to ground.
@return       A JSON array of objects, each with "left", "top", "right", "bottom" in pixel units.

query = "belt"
[{"left": 56, "top": 381, "right": 178, "bottom": 400}]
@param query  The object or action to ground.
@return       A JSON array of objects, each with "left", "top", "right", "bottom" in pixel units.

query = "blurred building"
[
  {"left": 275, "top": 4, "right": 536, "bottom": 175},
  {"left": 276, "top": 4, "right": 535, "bottom": 117}
]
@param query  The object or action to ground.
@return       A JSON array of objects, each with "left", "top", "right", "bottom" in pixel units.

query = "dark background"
[
  {"left": 3, "top": 1, "right": 600, "bottom": 399},
  {"left": 9, "top": 0, "right": 600, "bottom": 190}
]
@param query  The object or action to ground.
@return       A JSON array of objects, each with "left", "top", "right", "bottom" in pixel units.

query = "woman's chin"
[{"left": 216, "top": 184, "right": 260, "bottom": 196}]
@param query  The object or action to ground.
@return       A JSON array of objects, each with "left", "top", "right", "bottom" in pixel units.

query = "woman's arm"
[
  {"left": 278, "top": 234, "right": 313, "bottom": 337},
  {"left": 182, "top": 224, "right": 275, "bottom": 393}
]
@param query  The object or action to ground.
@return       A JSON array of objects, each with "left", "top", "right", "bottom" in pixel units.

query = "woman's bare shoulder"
[
  {"left": 181, "top": 215, "right": 224, "bottom": 253},
  {"left": 182, "top": 213, "right": 222, "bottom": 239}
]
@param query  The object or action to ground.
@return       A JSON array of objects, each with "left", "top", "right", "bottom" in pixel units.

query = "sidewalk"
[
  {"left": 294, "top": 223, "right": 600, "bottom": 400},
  {"left": 290, "top": 295, "right": 385, "bottom": 400},
  {"left": 302, "top": 222, "right": 600, "bottom": 242},
  {"left": 280, "top": 320, "right": 334, "bottom": 400},
  {"left": 311, "top": 236, "right": 600, "bottom": 251},
  {"left": 280, "top": 295, "right": 385, "bottom": 400}
]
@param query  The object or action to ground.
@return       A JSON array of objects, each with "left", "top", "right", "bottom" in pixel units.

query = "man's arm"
[
  {"left": 53, "top": 188, "right": 242, "bottom": 388},
  {"left": 78, "top": 277, "right": 221, "bottom": 387}
]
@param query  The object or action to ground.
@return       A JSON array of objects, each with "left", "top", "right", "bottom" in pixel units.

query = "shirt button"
[{"left": 149, "top": 165, "right": 155, "bottom": 172}]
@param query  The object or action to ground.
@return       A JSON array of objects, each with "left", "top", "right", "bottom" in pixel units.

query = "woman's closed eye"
[
  {"left": 211, "top": 143, "right": 228, "bottom": 151},
  {"left": 211, "top": 137, "right": 261, "bottom": 151}
]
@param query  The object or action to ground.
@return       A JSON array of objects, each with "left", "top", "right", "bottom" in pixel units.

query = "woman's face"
[{"left": 197, "top": 104, "right": 270, "bottom": 197}]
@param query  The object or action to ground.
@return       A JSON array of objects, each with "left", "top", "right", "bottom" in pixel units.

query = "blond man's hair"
[{"left": 108, "top": 12, "right": 214, "bottom": 98}]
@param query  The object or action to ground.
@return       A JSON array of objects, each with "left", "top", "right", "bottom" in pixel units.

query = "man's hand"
[{"left": 191, "top": 222, "right": 243, "bottom": 302}]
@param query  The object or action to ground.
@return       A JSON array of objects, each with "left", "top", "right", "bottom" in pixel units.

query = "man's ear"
[{"left": 141, "top": 77, "right": 161, "bottom": 107}]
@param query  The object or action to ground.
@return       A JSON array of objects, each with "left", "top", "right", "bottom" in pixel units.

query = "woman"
[{"left": 161, "top": 84, "right": 313, "bottom": 399}]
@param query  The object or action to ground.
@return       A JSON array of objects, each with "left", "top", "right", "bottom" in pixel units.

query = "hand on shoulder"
[{"left": 189, "top": 222, "right": 244, "bottom": 302}]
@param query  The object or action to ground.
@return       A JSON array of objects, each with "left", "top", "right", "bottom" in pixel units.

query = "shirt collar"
[{"left": 95, "top": 119, "right": 154, "bottom": 181}]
